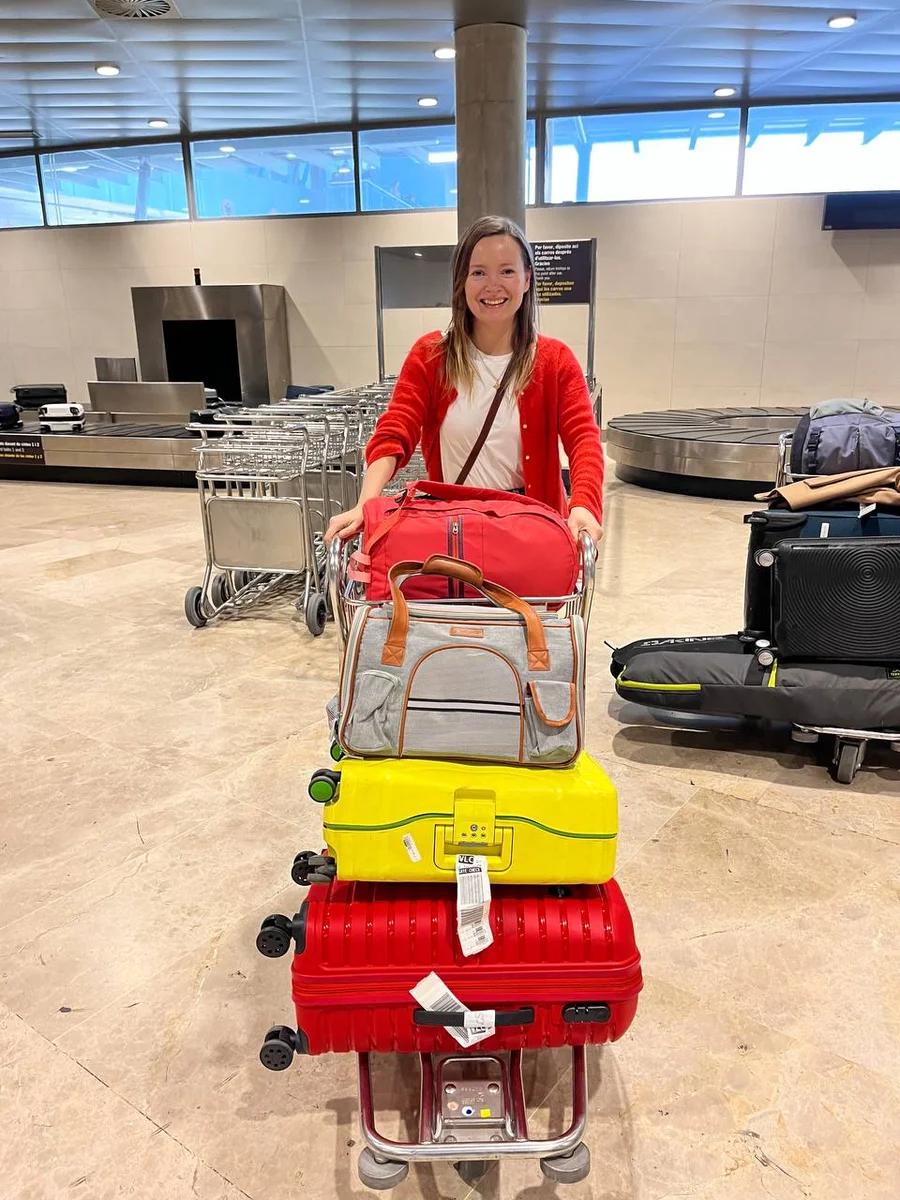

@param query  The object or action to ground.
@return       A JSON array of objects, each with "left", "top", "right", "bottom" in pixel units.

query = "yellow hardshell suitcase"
[{"left": 313, "top": 754, "right": 617, "bottom": 885}]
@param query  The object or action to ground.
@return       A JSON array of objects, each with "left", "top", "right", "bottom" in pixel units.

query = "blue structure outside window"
[
  {"left": 546, "top": 110, "right": 741, "bottom": 203},
  {"left": 743, "top": 102, "right": 900, "bottom": 195},
  {"left": 41, "top": 142, "right": 189, "bottom": 226},
  {"left": 191, "top": 132, "right": 356, "bottom": 218},
  {"left": 359, "top": 125, "right": 457, "bottom": 212},
  {"left": 0, "top": 155, "right": 43, "bottom": 228}
]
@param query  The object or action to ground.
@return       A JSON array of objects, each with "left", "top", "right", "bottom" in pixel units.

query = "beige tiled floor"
[{"left": 1, "top": 476, "right": 899, "bottom": 1200}]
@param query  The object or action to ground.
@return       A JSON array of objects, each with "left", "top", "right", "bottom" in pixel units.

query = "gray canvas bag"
[
  {"left": 335, "top": 555, "right": 585, "bottom": 766},
  {"left": 790, "top": 398, "right": 900, "bottom": 476}
]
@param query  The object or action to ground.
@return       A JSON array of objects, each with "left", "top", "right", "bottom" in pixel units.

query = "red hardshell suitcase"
[
  {"left": 350, "top": 480, "right": 579, "bottom": 602},
  {"left": 289, "top": 879, "right": 642, "bottom": 1055}
]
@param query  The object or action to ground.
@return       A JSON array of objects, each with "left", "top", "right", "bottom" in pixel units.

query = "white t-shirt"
[{"left": 439, "top": 350, "right": 525, "bottom": 490}]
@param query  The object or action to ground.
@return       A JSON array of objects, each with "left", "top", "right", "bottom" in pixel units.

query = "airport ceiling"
[{"left": 2, "top": 0, "right": 900, "bottom": 150}]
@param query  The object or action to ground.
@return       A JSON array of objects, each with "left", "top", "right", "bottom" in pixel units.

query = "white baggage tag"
[
  {"left": 455, "top": 854, "right": 494, "bottom": 958},
  {"left": 859, "top": 503, "right": 876, "bottom": 518},
  {"left": 410, "top": 972, "right": 495, "bottom": 1048},
  {"left": 402, "top": 833, "right": 422, "bottom": 863}
]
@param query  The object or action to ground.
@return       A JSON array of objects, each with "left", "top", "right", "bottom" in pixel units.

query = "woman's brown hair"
[{"left": 440, "top": 214, "right": 538, "bottom": 397}]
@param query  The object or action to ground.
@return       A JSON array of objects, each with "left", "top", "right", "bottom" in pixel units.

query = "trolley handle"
[{"left": 413, "top": 1007, "right": 535, "bottom": 1028}]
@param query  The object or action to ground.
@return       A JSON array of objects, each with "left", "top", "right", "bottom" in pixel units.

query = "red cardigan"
[{"left": 366, "top": 332, "right": 604, "bottom": 520}]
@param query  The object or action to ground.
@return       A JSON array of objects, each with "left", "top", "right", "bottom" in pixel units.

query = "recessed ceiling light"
[
  {"left": 219, "top": 145, "right": 236, "bottom": 153},
  {"left": 433, "top": 47, "right": 456, "bottom": 60},
  {"left": 285, "top": 152, "right": 297, "bottom": 160},
  {"left": 414, "top": 251, "right": 423, "bottom": 257},
  {"left": 713, "top": 87, "right": 736, "bottom": 98},
  {"left": 59, "top": 165, "right": 80, "bottom": 173},
  {"left": 827, "top": 13, "right": 857, "bottom": 28},
  {"left": 94, "top": 63, "right": 120, "bottom": 77},
  {"left": 707, "top": 111, "right": 726, "bottom": 119},
  {"left": 147, "top": 118, "right": 169, "bottom": 129},
  {"left": 417, "top": 96, "right": 439, "bottom": 108}
]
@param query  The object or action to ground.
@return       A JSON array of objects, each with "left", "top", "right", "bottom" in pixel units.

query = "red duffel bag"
[{"left": 349, "top": 480, "right": 579, "bottom": 601}]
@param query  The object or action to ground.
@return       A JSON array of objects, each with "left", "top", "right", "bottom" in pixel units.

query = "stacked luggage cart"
[
  {"left": 256, "top": 530, "right": 643, "bottom": 1190},
  {"left": 612, "top": 412, "right": 900, "bottom": 784},
  {"left": 183, "top": 382, "right": 410, "bottom": 633}
]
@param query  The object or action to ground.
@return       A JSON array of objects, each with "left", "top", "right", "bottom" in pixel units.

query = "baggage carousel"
[
  {"left": 0, "top": 420, "right": 198, "bottom": 486},
  {"left": 606, "top": 406, "right": 807, "bottom": 499}
]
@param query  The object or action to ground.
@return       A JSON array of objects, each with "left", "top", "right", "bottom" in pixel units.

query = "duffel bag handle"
[
  {"left": 363, "top": 479, "right": 560, "bottom": 555},
  {"left": 382, "top": 556, "right": 550, "bottom": 672},
  {"left": 413, "top": 1006, "right": 535, "bottom": 1028}
]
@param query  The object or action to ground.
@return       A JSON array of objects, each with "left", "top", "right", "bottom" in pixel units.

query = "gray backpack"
[{"left": 790, "top": 398, "right": 900, "bottom": 476}]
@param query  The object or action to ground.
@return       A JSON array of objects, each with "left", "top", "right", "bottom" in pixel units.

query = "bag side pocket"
[
  {"left": 524, "top": 679, "right": 578, "bottom": 764},
  {"left": 342, "top": 670, "right": 402, "bottom": 755}
]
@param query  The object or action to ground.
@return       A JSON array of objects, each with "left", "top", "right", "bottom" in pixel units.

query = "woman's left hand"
[{"left": 568, "top": 506, "right": 603, "bottom": 549}]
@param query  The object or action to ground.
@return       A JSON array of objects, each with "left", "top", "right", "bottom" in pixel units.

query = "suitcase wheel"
[
  {"left": 308, "top": 768, "right": 340, "bottom": 804},
  {"left": 356, "top": 1148, "right": 409, "bottom": 1190},
  {"left": 259, "top": 1025, "right": 298, "bottom": 1071},
  {"left": 329, "top": 740, "right": 345, "bottom": 763},
  {"left": 256, "top": 914, "right": 294, "bottom": 958},
  {"left": 291, "top": 851, "right": 336, "bottom": 886},
  {"left": 540, "top": 1143, "right": 591, "bottom": 1185}
]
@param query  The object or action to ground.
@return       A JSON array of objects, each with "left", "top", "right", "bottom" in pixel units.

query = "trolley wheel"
[
  {"left": 540, "top": 1143, "right": 591, "bottom": 1185},
  {"left": 210, "top": 573, "right": 230, "bottom": 608},
  {"left": 308, "top": 768, "right": 340, "bottom": 804},
  {"left": 329, "top": 739, "right": 345, "bottom": 763},
  {"left": 305, "top": 592, "right": 328, "bottom": 637},
  {"left": 256, "top": 914, "right": 294, "bottom": 958},
  {"left": 184, "top": 586, "right": 207, "bottom": 628},
  {"left": 259, "top": 1025, "right": 297, "bottom": 1072},
  {"left": 356, "top": 1148, "right": 408, "bottom": 1191},
  {"left": 833, "top": 739, "right": 864, "bottom": 785},
  {"left": 454, "top": 1160, "right": 488, "bottom": 1185},
  {"left": 233, "top": 570, "right": 253, "bottom": 591}
]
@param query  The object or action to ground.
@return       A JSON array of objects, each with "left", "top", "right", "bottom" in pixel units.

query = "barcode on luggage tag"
[
  {"left": 456, "top": 855, "right": 493, "bottom": 958},
  {"left": 402, "top": 834, "right": 422, "bottom": 863},
  {"left": 409, "top": 972, "right": 494, "bottom": 1048}
]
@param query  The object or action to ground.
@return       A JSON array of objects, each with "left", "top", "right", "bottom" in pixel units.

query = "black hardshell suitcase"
[
  {"left": 11, "top": 384, "right": 67, "bottom": 410},
  {"left": 767, "top": 537, "right": 900, "bottom": 663},
  {"left": 744, "top": 507, "right": 900, "bottom": 634}
]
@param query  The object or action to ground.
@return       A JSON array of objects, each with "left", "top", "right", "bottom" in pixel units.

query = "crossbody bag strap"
[{"left": 453, "top": 357, "right": 518, "bottom": 486}]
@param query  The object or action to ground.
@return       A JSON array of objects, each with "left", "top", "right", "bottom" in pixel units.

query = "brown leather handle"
[{"left": 381, "top": 557, "right": 550, "bottom": 671}]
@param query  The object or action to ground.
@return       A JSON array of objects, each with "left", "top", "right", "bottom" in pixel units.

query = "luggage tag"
[
  {"left": 410, "top": 971, "right": 495, "bottom": 1049},
  {"left": 859, "top": 503, "right": 876, "bottom": 519},
  {"left": 402, "top": 833, "right": 422, "bottom": 863},
  {"left": 456, "top": 854, "right": 494, "bottom": 958}
]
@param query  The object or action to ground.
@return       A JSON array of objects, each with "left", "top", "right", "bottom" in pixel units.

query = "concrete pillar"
[{"left": 454, "top": 22, "right": 527, "bottom": 235}]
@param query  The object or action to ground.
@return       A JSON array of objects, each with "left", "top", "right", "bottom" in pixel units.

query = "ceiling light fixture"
[
  {"left": 414, "top": 251, "right": 423, "bottom": 257},
  {"left": 433, "top": 47, "right": 456, "bottom": 60},
  {"left": 285, "top": 152, "right": 297, "bottom": 160},
  {"left": 94, "top": 63, "right": 120, "bottom": 76},
  {"left": 417, "top": 96, "right": 439, "bottom": 108},
  {"left": 827, "top": 13, "right": 857, "bottom": 28},
  {"left": 713, "top": 86, "right": 736, "bottom": 98},
  {"left": 219, "top": 145, "right": 236, "bottom": 153},
  {"left": 147, "top": 118, "right": 169, "bottom": 128},
  {"left": 707, "top": 111, "right": 726, "bottom": 119}
]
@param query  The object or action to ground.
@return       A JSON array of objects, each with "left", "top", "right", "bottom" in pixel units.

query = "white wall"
[{"left": 2, "top": 195, "right": 900, "bottom": 420}]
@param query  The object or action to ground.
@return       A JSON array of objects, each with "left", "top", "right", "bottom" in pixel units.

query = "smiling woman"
[{"left": 325, "top": 214, "right": 604, "bottom": 547}]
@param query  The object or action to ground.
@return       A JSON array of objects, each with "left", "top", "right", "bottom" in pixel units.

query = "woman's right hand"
[{"left": 326, "top": 505, "right": 365, "bottom": 543}]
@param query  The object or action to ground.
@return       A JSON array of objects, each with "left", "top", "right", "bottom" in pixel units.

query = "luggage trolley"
[
  {"left": 281, "top": 529, "right": 601, "bottom": 1188},
  {"left": 184, "top": 414, "right": 352, "bottom": 633},
  {"left": 769, "top": 429, "right": 900, "bottom": 783},
  {"left": 352, "top": 1045, "right": 592, "bottom": 1189}
]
